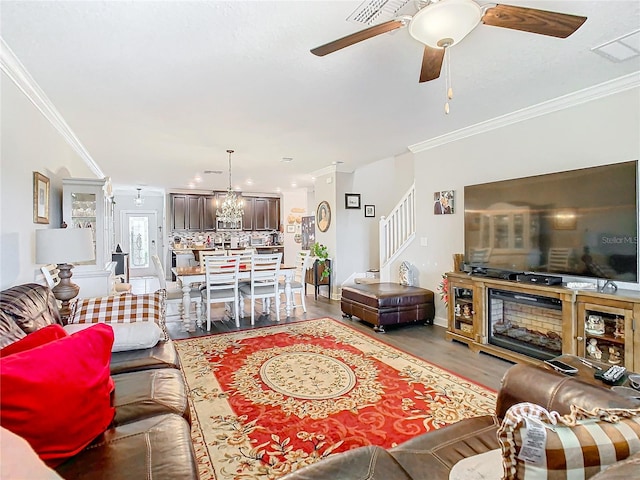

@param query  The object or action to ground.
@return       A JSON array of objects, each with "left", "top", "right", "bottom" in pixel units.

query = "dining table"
[{"left": 171, "top": 264, "right": 296, "bottom": 331}]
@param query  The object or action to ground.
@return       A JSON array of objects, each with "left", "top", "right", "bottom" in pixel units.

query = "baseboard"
[{"left": 433, "top": 316, "right": 447, "bottom": 328}]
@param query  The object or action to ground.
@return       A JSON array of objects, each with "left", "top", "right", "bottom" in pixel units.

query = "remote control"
[{"left": 602, "top": 365, "right": 627, "bottom": 383}]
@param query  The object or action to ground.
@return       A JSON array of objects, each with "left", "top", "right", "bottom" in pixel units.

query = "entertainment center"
[
  {"left": 449, "top": 160, "right": 640, "bottom": 370},
  {"left": 446, "top": 272, "right": 640, "bottom": 371}
]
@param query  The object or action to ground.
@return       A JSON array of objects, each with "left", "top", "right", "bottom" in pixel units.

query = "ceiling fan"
[{"left": 311, "top": 0, "right": 587, "bottom": 84}]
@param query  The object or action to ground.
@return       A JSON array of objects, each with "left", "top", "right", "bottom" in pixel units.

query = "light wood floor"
[{"left": 165, "top": 293, "right": 514, "bottom": 391}]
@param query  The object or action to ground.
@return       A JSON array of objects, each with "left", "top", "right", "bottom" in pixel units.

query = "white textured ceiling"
[{"left": 1, "top": 1, "right": 639, "bottom": 194}]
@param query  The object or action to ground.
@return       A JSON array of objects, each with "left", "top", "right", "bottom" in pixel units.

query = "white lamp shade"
[
  {"left": 409, "top": 0, "right": 482, "bottom": 48},
  {"left": 36, "top": 228, "right": 95, "bottom": 264}
]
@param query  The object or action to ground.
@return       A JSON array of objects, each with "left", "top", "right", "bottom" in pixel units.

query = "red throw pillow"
[
  {"left": 0, "top": 323, "right": 115, "bottom": 466},
  {"left": 0, "top": 324, "right": 68, "bottom": 358}
]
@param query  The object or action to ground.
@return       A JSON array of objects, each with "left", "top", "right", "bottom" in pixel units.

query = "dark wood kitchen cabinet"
[
  {"left": 170, "top": 195, "right": 188, "bottom": 230},
  {"left": 203, "top": 196, "right": 217, "bottom": 231},
  {"left": 170, "top": 193, "right": 280, "bottom": 232},
  {"left": 242, "top": 197, "right": 255, "bottom": 231},
  {"left": 243, "top": 197, "right": 280, "bottom": 231},
  {"left": 254, "top": 198, "right": 268, "bottom": 230},
  {"left": 170, "top": 194, "right": 203, "bottom": 231},
  {"left": 266, "top": 198, "right": 280, "bottom": 230}
]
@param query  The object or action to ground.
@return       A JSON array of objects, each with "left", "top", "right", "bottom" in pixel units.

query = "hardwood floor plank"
[{"left": 166, "top": 295, "right": 514, "bottom": 391}]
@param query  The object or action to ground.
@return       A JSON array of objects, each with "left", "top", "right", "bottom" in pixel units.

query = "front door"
[{"left": 121, "top": 211, "right": 159, "bottom": 277}]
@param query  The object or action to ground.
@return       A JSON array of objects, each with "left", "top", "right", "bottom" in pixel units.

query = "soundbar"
[{"left": 516, "top": 274, "right": 563, "bottom": 286}]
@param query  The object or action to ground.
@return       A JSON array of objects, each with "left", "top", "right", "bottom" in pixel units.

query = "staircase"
[{"left": 379, "top": 183, "right": 416, "bottom": 281}]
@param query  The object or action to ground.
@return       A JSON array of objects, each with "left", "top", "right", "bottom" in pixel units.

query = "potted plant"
[{"left": 310, "top": 242, "right": 331, "bottom": 280}]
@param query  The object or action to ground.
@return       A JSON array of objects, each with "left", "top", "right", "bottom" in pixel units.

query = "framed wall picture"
[
  {"left": 345, "top": 193, "right": 361, "bottom": 209},
  {"left": 316, "top": 201, "right": 331, "bottom": 232},
  {"left": 33, "top": 171, "right": 50, "bottom": 224},
  {"left": 286, "top": 224, "right": 296, "bottom": 233},
  {"left": 433, "top": 190, "right": 454, "bottom": 215},
  {"left": 553, "top": 209, "right": 577, "bottom": 230},
  {"left": 364, "top": 205, "right": 375, "bottom": 217}
]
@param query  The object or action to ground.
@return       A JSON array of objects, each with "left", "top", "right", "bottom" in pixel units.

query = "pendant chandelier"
[{"left": 216, "top": 149, "right": 243, "bottom": 227}]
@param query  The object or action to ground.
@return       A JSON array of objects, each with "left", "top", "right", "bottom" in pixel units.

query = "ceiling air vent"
[
  {"left": 347, "top": 0, "right": 414, "bottom": 25},
  {"left": 591, "top": 30, "right": 640, "bottom": 63}
]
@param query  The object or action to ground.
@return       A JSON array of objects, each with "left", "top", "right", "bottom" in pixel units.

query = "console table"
[{"left": 305, "top": 258, "right": 331, "bottom": 300}]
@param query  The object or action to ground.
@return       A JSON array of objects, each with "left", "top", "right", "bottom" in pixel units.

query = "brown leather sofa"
[
  {"left": 0, "top": 283, "right": 198, "bottom": 480},
  {"left": 281, "top": 362, "right": 640, "bottom": 480}
]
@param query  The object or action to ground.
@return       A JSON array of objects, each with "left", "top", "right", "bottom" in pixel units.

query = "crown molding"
[
  {"left": 0, "top": 37, "right": 105, "bottom": 178},
  {"left": 409, "top": 72, "right": 640, "bottom": 154}
]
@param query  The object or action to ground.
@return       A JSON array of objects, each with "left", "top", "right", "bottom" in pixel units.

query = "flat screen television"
[{"left": 464, "top": 161, "right": 638, "bottom": 283}]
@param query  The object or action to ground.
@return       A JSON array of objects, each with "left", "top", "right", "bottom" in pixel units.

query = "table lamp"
[{"left": 36, "top": 228, "right": 95, "bottom": 318}]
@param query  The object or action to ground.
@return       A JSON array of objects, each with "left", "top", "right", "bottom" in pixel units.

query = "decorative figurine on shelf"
[
  {"left": 586, "top": 315, "right": 605, "bottom": 335},
  {"left": 462, "top": 303, "right": 473, "bottom": 318},
  {"left": 455, "top": 304, "right": 461, "bottom": 316},
  {"left": 614, "top": 317, "right": 625, "bottom": 338},
  {"left": 586, "top": 338, "right": 602, "bottom": 360},
  {"left": 608, "top": 346, "right": 622, "bottom": 365}
]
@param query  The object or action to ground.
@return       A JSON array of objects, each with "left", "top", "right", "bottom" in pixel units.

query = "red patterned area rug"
[{"left": 175, "top": 317, "right": 496, "bottom": 480}]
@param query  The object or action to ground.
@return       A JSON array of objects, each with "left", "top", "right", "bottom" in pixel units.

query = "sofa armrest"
[
  {"left": 279, "top": 446, "right": 414, "bottom": 480},
  {"left": 496, "top": 363, "right": 640, "bottom": 420},
  {"left": 109, "top": 340, "right": 180, "bottom": 375}
]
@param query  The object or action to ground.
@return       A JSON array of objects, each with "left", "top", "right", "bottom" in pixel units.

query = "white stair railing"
[{"left": 379, "top": 183, "right": 416, "bottom": 281}]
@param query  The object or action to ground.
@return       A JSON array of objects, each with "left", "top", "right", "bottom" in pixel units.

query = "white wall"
[
  {"left": 399, "top": 87, "right": 640, "bottom": 326},
  {"left": 311, "top": 168, "right": 337, "bottom": 296},
  {"left": 0, "top": 74, "right": 96, "bottom": 289},
  {"left": 281, "top": 189, "right": 308, "bottom": 264}
]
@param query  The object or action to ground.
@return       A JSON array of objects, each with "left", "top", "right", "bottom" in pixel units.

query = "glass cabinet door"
[
  {"left": 70, "top": 192, "right": 97, "bottom": 266},
  {"left": 578, "top": 302, "right": 633, "bottom": 369},
  {"left": 450, "top": 284, "right": 475, "bottom": 339}
]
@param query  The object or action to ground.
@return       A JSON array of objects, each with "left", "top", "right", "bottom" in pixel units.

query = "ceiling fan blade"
[
  {"left": 482, "top": 4, "right": 587, "bottom": 38},
  {"left": 311, "top": 19, "right": 405, "bottom": 57},
  {"left": 419, "top": 46, "right": 444, "bottom": 83}
]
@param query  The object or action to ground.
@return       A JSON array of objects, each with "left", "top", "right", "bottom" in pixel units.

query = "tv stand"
[{"left": 445, "top": 271, "right": 640, "bottom": 371}]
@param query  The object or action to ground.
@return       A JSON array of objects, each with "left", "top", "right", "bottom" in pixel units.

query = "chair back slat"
[
  {"left": 40, "top": 264, "right": 60, "bottom": 289},
  {"left": 295, "top": 250, "right": 310, "bottom": 283},
  {"left": 204, "top": 255, "right": 240, "bottom": 290},
  {"left": 228, "top": 249, "right": 254, "bottom": 270},
  {"left": 151, "top": 254, "right": 168, "bottom": 289},
  {"left": 250, "top": 253, "right": 282, "bottom": 285},
  {"left": 198, "top": 249, "right": 227, "bottom": 264}
]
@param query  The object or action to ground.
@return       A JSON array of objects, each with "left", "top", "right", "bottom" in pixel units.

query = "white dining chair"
[
  {"left": 197, "top": 249, "right": 227, "bottom": 265},
  {"left": 41, "top": 264, "right": 59, "bottom": 289},
  {"left": 279, "top": 250, "right": 309, "bottom": 314},
  {"left": 151, "top": 254, "right": 202, "bottom": 325},
  {"left": 202, "top": 255, "right": 241, "bottom": 330},
  {"left": 239, "top": 253, "right": 282, "bottom": 325},
  {"left": 228, "top": 249, "right": 254, "bottom": 286}
]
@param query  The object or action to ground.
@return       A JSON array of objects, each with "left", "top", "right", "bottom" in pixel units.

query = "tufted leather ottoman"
[{"left": 341, "top": 283, "right": 435, "bottom": 332}]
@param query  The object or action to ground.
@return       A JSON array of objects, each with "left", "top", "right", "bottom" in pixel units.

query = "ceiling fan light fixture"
[{"left": 408, "top": 0, "right": 482, "bottom": 48}]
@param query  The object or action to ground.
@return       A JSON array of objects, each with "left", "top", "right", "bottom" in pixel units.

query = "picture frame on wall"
[
  {"left": 316, "top": 201, "right": 331, "bottom": 232},
  {"left": 345, "top": 193, "right": 361, "bottom": 209},
  {"left": 433, "top": 190, "right": 454, "bottom": 215},
  {"left": 286, "top": 224, "right": 296, "bottom": 233},
  {"left": 364, "top": 205, "right": 375, "bottom": 217},
  {"left": 33, "top": 171, "right": 50, "bottom": 224},
  {"left": 553, "top": 209, "right": 577, "bottom": 230}
]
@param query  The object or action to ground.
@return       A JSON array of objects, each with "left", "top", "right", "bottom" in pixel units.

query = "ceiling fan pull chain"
[{"left": 444, "top": 46, "right": 453, "bottom": 114}]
